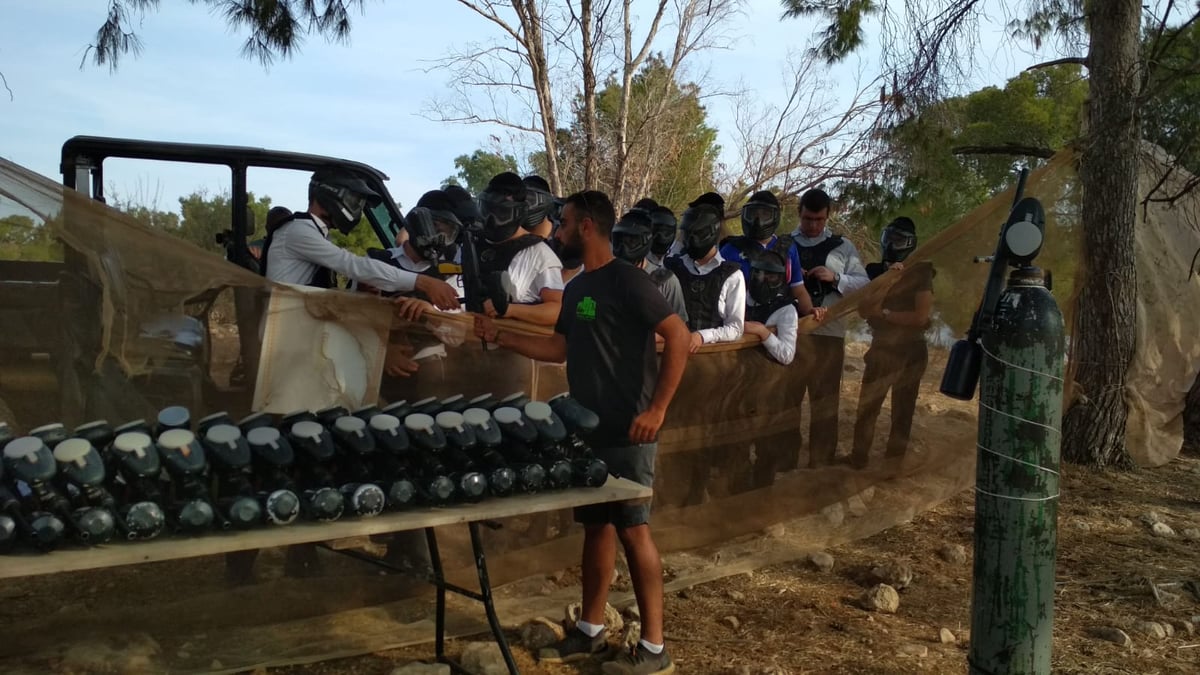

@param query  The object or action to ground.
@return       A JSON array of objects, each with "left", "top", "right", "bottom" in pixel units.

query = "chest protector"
[
  {"left": 747, "top": 296, "right": 796, "bottom": 324},
  {"left": 260, "top": 213, "right": 335, "bottom": 289},
  {"left": 478, "top": 235, "right": 544, "bottom": 276},
  {"left": 665, "top": 256, "right": 742, "bottom": 331},
  {"left": 795, "top": 234, "right": 844, "bottom": 305}
]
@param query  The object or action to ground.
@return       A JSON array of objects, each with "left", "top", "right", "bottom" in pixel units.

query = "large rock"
[
  {"left": 1090, "top": 627, "right": 1133, "bottom": 647},
  {"left": 1151, "top": 522, "right": 1176, "bottom": 538},
  {"left": 61, "top": 633, "right": 164, "bottom": 675},
  {"left": 937, "top": 544, "right": 968, "bottom": 565},
  {"left": 860, "top": 584, "right": 900, "bottom": 613},
  {"left": 390, "top": 663, "right": 451, "bottom": 675},
  {"left": 620, "top": 621, "right": 641, "bottom": 650},
  {"left": 565, "top": 602, "right": 623, "bottom": 636},
  {"left": 870, "top": 561, "right": 915, "bottom": 589},
  {"left": 808, "top": 551, "right": 835, "bottom": 573},
  {"left": 460, "top": 642, "right": 507, "bottom": 675},
  {"left": 519, "top": 617, "right": 564, "bottom": 650},
  {"left": 1135, "top": 621, "right": 1167, "bottom": 639}
]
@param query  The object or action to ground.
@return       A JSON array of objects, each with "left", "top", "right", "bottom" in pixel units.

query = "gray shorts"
[{"left": 573, "top": 443, "right": 657, "bottom": 529}]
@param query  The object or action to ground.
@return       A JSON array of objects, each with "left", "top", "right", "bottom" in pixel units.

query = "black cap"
[
  {"left": 688, "top": 191, "right": 724, "bottom": 211},
  {"left": 416, "top": 189, "right": 457, "bottom": 212},
  {"left": 887, "top": 216, "right": 916, "bottom": 233},
  {"left": 485, "top": 172, "right": 527, "bottom": 200}
]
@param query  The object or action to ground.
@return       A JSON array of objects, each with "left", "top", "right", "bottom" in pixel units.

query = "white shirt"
[
  {"left": 790, "top": 228, "right": 870, "bottom": 338},
  {"left": 748, "top": 301, "right": 798, "bottom": 365},
  {"left": 678, "top": 252, "right": 745, "bottom": 344},
  {"left": 266, "top": 213, "right": 419, "bottom": 293},
  {"left": 385, "top": 247, "right": 465, "bottom": 301},
  {"left": 504, "top": 242, "right": 564, "bottom": 304}
]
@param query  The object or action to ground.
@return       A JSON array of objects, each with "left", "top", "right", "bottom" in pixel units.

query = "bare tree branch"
[
  {"left": 1026, "top": 56, "right": 1088, "bottom": 71},
  {"left": 0, "top": 70, "right": 12, "bottom": 102},
  {"left": 952, "top": 144, "right": 1056, "bottom": 158}
]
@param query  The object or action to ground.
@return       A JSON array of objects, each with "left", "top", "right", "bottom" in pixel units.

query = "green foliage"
[
  {"left": 1144, "top": 20, "right": 1200, "bottom": 174},
  {"left": 329, "top": 220, "right": 379, "bottom": 256},
  {"left": 0, "top": 214, "right": 62, "bottom": 261},
  {"left": 112, "top": 190, "right": 273, "bottom": 255},
  {"left": 781, "top": 0, "right": 878, "bottom": 62},
  {"left": 839, "top": 65, "right": 1087, "bottom": 236},
  {"left": 451, "top": 150, "right": 520, "bottom": 194}
]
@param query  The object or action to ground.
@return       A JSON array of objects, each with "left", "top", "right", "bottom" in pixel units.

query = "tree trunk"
[
  {"left": 615, "top": 0, "right": 637, "bottom": 212},
  {"left": 1060, "top": 0, "right": 1141, "bottom": 468},
  {"left": 1183, "top": 371, "right": 1200, "bottom": 455},
  {"left": 516, "top": 0, "right": 563, "bottom": 195},
  {"left": 580, "top": 0, "right": 598, "bottom": 190}
]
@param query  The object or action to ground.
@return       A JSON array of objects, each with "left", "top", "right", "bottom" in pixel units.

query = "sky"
[{"left": 1, "top": 0, "right": 1058, "bottom": 219}]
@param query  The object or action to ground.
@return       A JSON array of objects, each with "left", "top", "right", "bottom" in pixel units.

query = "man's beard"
[{"left": 557, "top": 232, "right": 585, "bottom": 264}]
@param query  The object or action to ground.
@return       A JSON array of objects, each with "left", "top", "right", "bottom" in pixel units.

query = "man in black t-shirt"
[
  {"left": 476, "top": 190, "right": 690, "bottom": 675},
  {"left": 851, "top": 217, "right": 934, "bottom": 468}
]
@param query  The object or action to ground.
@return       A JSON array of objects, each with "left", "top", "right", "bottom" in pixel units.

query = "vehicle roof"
[{"left": 60, "top": 135, "right": 390, "bottom": 181}]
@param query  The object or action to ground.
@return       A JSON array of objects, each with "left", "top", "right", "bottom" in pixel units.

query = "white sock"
[
  {"left": 639, "top": 639, "right": 664, "bottom": 654},
  {"left": 577, "top": 620, "right": 604, "bottom": 637}
]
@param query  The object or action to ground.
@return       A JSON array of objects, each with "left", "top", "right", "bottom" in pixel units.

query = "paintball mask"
[
  {"left": 881, "top": 217, "right": 917, "bottom": 263},
  {"left": 477, "top": 189, "right": 528, "bottom": 244},
  {"left": 748, "top": 250, "right": 788, "bottom": 306},
  {"left": 649, "top": 208, "right": 678, "bottom": 257},
  {"left": 523, "top": 185, "right": 556, "bottom": 231},
  {"left": 611, "top": 210, "right": 654, "bottom": 264},
  {"left": 680, "top": 204, "right": 723, "bottom": 260},
  {"left": 404, "top": 207, "right": 461, "bottom": 265},
  {"left": 741, "top": 192, "right": 781, "bottom": 241},
  {"left": 309, "top": 169, "right": 383, "bottom": 235}
]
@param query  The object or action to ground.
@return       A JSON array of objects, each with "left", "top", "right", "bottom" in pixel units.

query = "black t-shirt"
[{"left": 555, "top": 258, "right": 674, "bottom": 448}]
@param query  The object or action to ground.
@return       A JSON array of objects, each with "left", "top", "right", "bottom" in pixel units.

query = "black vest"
[
  {"left": 648, "top": 265, "right": 676, "bottom": 291},
  {"left": 747, "top": 295, "right": 796, "bottom": 324},
  {"left": 478, "top": 234, "right": 544, "bottom": 277},
  {"left": 665, "top": 256, "right": 742, "bottom": 331},
  {"left": 260, "top": 213, "right": 335, "bottom": 289},
  {"left": 795, "top": 234, "right": 843, "bottom": 305}
]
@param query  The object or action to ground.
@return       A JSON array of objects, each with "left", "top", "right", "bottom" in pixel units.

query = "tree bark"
[
  {"left": 580, "top": 0, "right": 598, "bottom": 190},
  {"left": 1061, "top": 0, "right": 1141, "bottom": 468},
  {"left": 514, "top": 0, "right": 563, "bottom": 195}
]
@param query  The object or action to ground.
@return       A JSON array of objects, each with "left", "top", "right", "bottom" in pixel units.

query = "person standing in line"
[{"left": 475, "top": 190, "right": 690, "bottom": 675}]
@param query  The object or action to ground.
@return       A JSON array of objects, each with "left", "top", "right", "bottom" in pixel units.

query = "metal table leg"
[{"left": 468, "top": 521, "right": 519, "bottom": 675}]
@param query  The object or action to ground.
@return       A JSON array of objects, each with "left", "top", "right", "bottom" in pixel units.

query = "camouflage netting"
[{"left": 0, "top": 149, "right": 1157, "bottom": 673}]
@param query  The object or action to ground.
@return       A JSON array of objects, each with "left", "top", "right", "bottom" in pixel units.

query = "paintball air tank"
[
  {"left": 156, "top": 429, "right": 223, "bottom": 531},
  {"left": 492, "top": 406, "right": 553, "bottom": 493},
  {"left": 433, "top": 411, "right": 490, "bottom": 502},
  {"left": 516, "top": 403, "right": 573, "bottom": 490},
  {"left": 459, "top": 408, "right": 518, "bottom": 497},
  {"left": 364, "top": 413, "right": 419, "bottom": 510},
  {"left": 285, "top": 418, "right": 346, "bottom": 521},
  {"left": 199, "top": 423, "right": 265, "bottom": 529},
  {"left": 402, "top": 413, "right": 459, "bottom": 505},
  {"left": 241, "top": 424, "right": 302, "bottom": 526},
  {"left": 106, "top": 432, "right": 172, "bottom": 538}
]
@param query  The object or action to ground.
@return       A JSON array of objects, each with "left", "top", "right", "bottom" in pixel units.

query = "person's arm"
[
  {"left": 761, "top": 306, "right": 798, "bottom": 365},
  {"left": 697, "top": 272, "right": 746, "bottom": 344},
  {"left": 836, "top": 242, "right": 871, "bottom": 295},
  {"left": 790, "top": 283, "right": 815, "bottom": 315},
  {"left": 474, "top": 315, "right": 568, "bottom": 363},
  {"left": 880, "top": 290, "right": 933, "bottom": 328},
  {"left": 630, "top": 313, "right": 690, "bottom": 443},
  {"left": 502, "top": 287, "right": 563, "bottom": 325},
  {"left": 662, "top": 274, "right": 690, "bottom": 325}
]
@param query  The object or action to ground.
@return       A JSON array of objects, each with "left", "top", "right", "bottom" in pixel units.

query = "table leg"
[
  {"left": 425, "top": 527, "right": 448, "bottom": 665},
  {"left": 468, "top": 521, "right": 519, "bottom": 675}
]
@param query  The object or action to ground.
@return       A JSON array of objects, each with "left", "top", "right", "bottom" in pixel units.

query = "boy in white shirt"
[
  {"left": 743, "top": 250, "right": 798, "bottom": 365},
  {"left": 662, "top": 192, "right": 745, "bottom": 351}
]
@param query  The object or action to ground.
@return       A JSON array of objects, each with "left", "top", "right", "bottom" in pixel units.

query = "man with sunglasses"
[
  {"left": 719, "top": 190, "right": 818, "bottom": 317},
  {"left": 851, "top": 216, "right": 934, "bottom": 468},
  {"left": 475, "top": 172, "right": 564, "bottom": 326},
  {"left": 261, "top": 168, "right": 460, "bottom": 310}
]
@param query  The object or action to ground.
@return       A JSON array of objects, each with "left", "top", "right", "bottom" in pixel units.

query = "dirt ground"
[{"left": 265, "top": 454, "right": 1200, "bottom": 675}]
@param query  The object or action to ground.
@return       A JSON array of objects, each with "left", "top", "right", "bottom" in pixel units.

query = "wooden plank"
[{"left": 0, "top": 477, "right": 650, "bottom": 580}]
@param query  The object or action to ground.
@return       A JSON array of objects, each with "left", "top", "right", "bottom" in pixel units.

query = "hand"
[
  {"left": 809, "top": 266, "right": 837, "bottom": 283},
  {"left": 888, "top": 261, "right": 905, "bottom": 272},
  {"left": 688, "top": 332, "right": 704, "bottom": 354},
  {"left": 744, "top": 321, "right": 770, "bottom": 340},
  {"left": 483, "top": 298, "right": 500, "bottom": 318},
  {"left": 416, "top": 276, "right": 460, "bottom": 311},
  {"left": 474, "top": 314, "right": 500, "bottom": 344},
  {"left": 811, "top": 307, "right": 828, "bottom": 322},
  {"left": 629, "top": 406, "right": 666, "bottom": 444},
  {"left": 384, "top": 348, "right": 419, "bottom": 378},
  {"left": 394, "top": 296, "right": 432, "bottom": 322}
]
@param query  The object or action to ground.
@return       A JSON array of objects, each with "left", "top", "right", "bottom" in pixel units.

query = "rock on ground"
[
  {"left": 565, "top": 602, "right": 623, "bottom": 636},
  {"left": 870, "top": 561, "right": 915, "bottom": 589},
  {"left": 1151, "top": 522, "right": 1176, "bottom": 538},
  {"left": 938, "top": 628, "right": 957, "bottom": 644},
  {"left": 1116, "top": 517, "right": 1135, "bottom": 528},
  {"left": 1181, "top": 528, "right": 1200, "bottom": 542},
  {"left": 390, "top": 663, "right": 451, "bottom": 675},
  {"left": 1090, "top": 627, "right": 1133, "bottom": 647},
  {"left": 937, "top": 544, "right": 968, "bottom": 565},
  {"left": 728, "top": 590, "right": 746, "bottom": 602},
  {"left": 1136, "top": 621, "right": 1167, "bottom": 639},
  {"left": 62, "top": 633, "right": 164, "bottom": 675},
  {"left": 723, "top": 615, "right": 741, "bottom": 631},
  {"left": 860, "top": 584, "right": 901, "bottom": 613},
  {"left": 519, "top": 617, "right": 564, "bottom": 650},
  {"left": 460, "top": 642, "right": 507, "bottom": 675},
  {"left": 897, "top": 644, "right": 928, "bottom": 657},
  {"left": 620, "top": 621, "right": 641, "bottom": 650},
  {"left": 808, "top": 551, "right": 835, "bottom": 573}
]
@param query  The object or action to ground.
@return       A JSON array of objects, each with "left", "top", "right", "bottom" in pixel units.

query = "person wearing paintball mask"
[
  {"left": 663, "top": 192, "right": 746, "bottom": 352},
  {"left": 475, "top": 172, "right": 564, "bottom": 326},
  {"left": 523, "top": 174, "right": 558, "bottom": 240},
  {"left": 719, "top": 190, "right": 818, "bottom": 317},
  {"left": 260, "top": 168, "right": 459, "bottom": 310},
  {"left": 743, "top": 250, "right": 799, "bottom": 366},
  {"left": 851, "top": 216, "right": 934, "bottom": 469},
  {"left": 611, "top": 209, "right": 689, "bottom": 324},
  {"left": 368, "top": 190, "right": 465, "bottom": 300},
  {"left": 646, "top": 205, "right": 681, "bottom": 274}
]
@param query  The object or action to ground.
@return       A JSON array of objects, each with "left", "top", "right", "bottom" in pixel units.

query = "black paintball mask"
[
  {"left": 404, "top": 207, "right": 461, "bottom": 265},
  {"left": 680, "top": 204, "right": 723, "bottom": 260},
  {"left": 477, "top": 173, "right": 530, "bottom": 244},
  {"left": 881, "top": 217, "right": 918, "bottom": 264},
  {"left": 749, "top": 250, "right": 789, "bottom": 306},
  {"left": 309, "top": 169, "right": 383, "bottom": 235},
  {"left": 649, "top": 208, "right": 678, "bottom": 257},
  {"left": 741, "top": 191, "right": 781, "bottom": 241},
  {"left": 611, "top": 210, "right": 654, "bottom": 265},
  {"left": 521, "top": 180, "right": 556, "bottom": 232}
]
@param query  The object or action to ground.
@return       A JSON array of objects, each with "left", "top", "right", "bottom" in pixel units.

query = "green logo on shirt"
[{"left": 576, "top": 296, "right": 597, "bottom": 321}]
